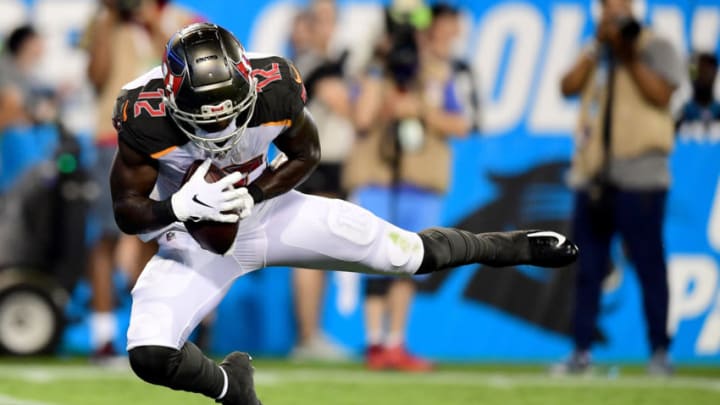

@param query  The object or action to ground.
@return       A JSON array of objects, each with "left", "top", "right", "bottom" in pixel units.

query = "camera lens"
[
  {"left": 116, "top": 0, "right": 142, "bottom": 20},
  {"left": 616, "top": 16, "right": 640, "bottom": 41}
]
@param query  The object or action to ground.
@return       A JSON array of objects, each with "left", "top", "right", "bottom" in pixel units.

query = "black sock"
[
  {"left": 171, "top": 342, "right": 226, "bottom": 398},
  {"left": 129, "top": 342, "right": 226, "bottom": 398},
  {"left": 415, "top": 227, "right": 530, "bottom": 274}
]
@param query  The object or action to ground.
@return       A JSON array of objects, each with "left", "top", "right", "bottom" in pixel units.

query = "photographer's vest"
[
  {"left": 571, "top": 30, "right": 674, "bottom": 184},
  {"left": 343, "top": 76, "right": 451, "bottom": 194}
]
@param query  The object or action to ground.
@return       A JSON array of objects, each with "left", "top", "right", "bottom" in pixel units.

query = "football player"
[{"left": 110, "top": 23, "right": 578, "bottom": 405}]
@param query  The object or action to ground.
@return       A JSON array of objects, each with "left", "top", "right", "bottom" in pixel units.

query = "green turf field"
[{"left": 0, "top": 359, "right": 718, "bottom": 405}]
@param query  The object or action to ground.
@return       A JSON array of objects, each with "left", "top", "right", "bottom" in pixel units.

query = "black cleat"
[
  {"left": 417, "top": 227, "right": 579, "bottom": 273},
  {"left": 526, "top": 231, "right": 578, "bottom": 267},
  {"left": 217, "top": 352, "right": 261, "bottom": 405}
]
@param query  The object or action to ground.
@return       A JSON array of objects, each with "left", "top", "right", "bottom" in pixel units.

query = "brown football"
[{"left": 181, "top": 160, "right": 239, "bottom": 255}]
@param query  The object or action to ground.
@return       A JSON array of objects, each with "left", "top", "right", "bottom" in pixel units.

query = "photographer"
[
  {"left": 557, "top": 0, "right": 683, "bottom": 375},
  {"left": 0, "top": 25, "right": 60, "bottom": 192},
  {"left": 344, "top": 4, "right": 470, "bottom": 371},
  {"left": 83, "top": 0, "right": 199, "bottom": 360},
  {"left": 290, "top": 0, "right": 354, "bottom": 362}
]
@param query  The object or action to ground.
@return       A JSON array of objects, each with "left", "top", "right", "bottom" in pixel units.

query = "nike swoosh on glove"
[{"left": 171, "top": 159, "right": 245, "bottom": 223}]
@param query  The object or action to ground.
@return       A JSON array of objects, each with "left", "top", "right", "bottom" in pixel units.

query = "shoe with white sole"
[{"left": 527, "top": 230, "right": 579, "bottom": 268}]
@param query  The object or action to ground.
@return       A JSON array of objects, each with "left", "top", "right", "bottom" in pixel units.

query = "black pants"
[{"left": 572, "top": 188, "right": 670, "bottom": 353}]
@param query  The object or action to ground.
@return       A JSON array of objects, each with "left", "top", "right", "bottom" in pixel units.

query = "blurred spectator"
[
  {"left": 288, "top": 10, "right": 312, "bottom": 62},
  {"left": 83, "top": 0, "right": 199, "bottom": 358},
  {"left": 676, "top": 52, "right": 719, "bottom": 137},
  {"left": 343, "top": 3, "right": 470, "bottom": 371},
  {"left": 0, "top": 26, "right": 41, "bottom": 131},
  {"left": 431, "top": 3, "right": 481, "bottom": 133},
  {"left": 556, "top": 0, "right": 683, "bottom": 375},
  {"left": 290, "top": 0, "right": 354, "bottom": 361},
  {"left": 0, "top": 25, "right": 60, "bottom": 192}
]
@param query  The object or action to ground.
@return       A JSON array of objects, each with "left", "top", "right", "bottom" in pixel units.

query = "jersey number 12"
[{"left": 134, "top": 90, "right": 167, "bottom": 118}]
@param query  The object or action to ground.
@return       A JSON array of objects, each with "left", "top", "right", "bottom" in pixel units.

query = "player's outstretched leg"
[
  {"left": 415, "top": 228, "right": 578, "bottom": 274},
  {"left": 128, "top": 343, "right": 261, "bottom": 405}
]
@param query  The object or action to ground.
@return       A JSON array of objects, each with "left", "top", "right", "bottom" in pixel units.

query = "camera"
[
  {"left": 385, "top": 24, "right": 419, "bottom": 89},
  {"left": 379, "top": 6, "right": 421, "bottom": 89},
  {"left": 115, "top": 0, "right": 142, "bottom": 20},
  {"left": 615, "top": 15, "right": 641, "bottom": 42}
]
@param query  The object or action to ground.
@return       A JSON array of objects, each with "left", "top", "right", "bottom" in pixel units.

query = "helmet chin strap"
[{"left": 195, "top": 120, "right": 239, "bottom": 156}]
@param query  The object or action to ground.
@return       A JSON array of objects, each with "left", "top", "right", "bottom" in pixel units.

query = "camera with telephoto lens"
[
  {"left": 382, "top": 7, "right": 420, "bottom": 90},
  {"left": 386, "top": 24, "right": 419, "bottom": 89},
  {"left": 615, "top": 15, "right": 641, "bottom": 42},
  {"left": 115, "top": 0, "right": 142, "bottom": 20}
]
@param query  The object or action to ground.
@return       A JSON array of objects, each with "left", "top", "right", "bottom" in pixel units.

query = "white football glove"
[
  {"left": 234, "top": 187, "right": 255, "bottom": 219},
  {"left": 171, "top": 159, "right": 246, "bottom": 223}
]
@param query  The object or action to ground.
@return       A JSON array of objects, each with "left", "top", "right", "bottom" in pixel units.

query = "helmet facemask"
[{"left": 163, "top": 76, "right": 257, "bottom": 154}]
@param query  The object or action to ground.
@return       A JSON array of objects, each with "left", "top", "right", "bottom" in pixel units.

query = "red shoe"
[
  {"left": 90, "top": 342, "right": 126, "bottom": 367},
  {"left": 93, "top": 341, "right": 116, "bottom": 357},
  {"left": 366, "top": 344, "right": 388, "bottom": 370},
  {"left": 383, "top": 345, "right": 434, "bottom": 372}
]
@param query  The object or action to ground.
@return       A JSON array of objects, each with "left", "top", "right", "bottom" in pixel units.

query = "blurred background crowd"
[{"left": 0, "top": 0, "right": 718, "bottom": 374}]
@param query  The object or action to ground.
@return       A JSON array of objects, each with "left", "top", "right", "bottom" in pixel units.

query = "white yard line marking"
[
  {"left": 0, "top": 394, "right": 57, "bottom": 405},
  {"left": 0, "top": 365, "right": 133, "bottom": 382}
]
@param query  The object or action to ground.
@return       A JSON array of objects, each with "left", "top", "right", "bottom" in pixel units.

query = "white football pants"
[{"left": 126, "top": 190, "right": 424, "bottom": 350}]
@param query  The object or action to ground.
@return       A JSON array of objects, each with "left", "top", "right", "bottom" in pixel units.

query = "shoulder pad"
[
  {"left": 249, "top": 56, "right": 307, "bottom": 126},
  {"left": 113, "top": 77, "right": 188, "bottom": 158}
]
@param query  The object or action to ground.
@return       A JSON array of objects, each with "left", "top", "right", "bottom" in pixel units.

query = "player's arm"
[
  {"left": 561, "top": 49, "right": 597, "bottom": 97},
  {"left": 246, "top": 108, "right": 321, "bottom": 203},
  {"left": 111, "top": 140, "right": 247, "bottom": 233},
  {"left": 422, "top": 80, "right": 471, "bottom": 138},
  {"left": 0, "top": 86, "right": 30, "bottom": 131},
  {"left": 110, "top": 140, "right": 170, "bottom": 234}
]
